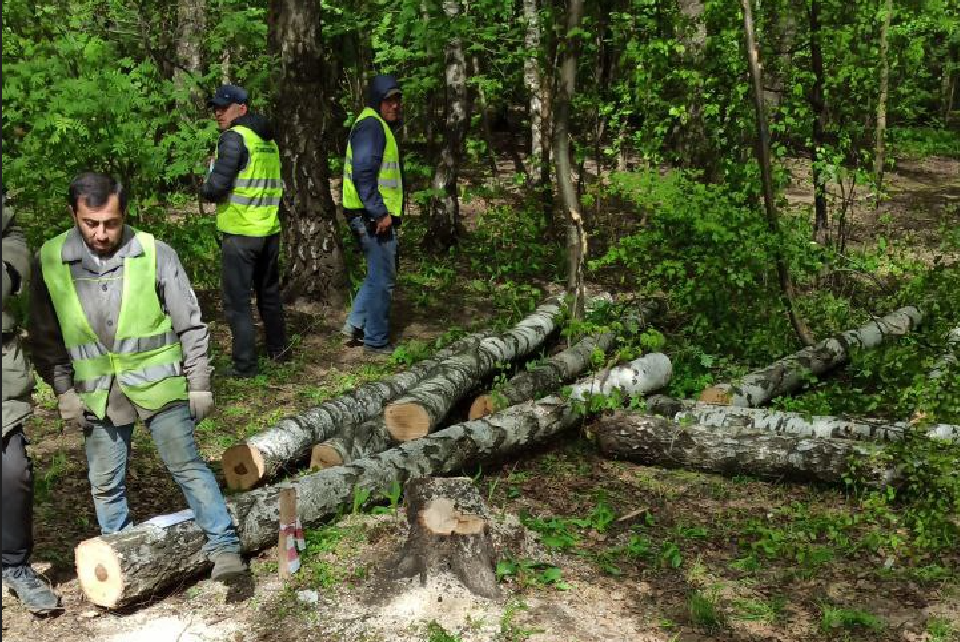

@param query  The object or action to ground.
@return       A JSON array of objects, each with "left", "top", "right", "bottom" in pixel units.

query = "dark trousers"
[
  {"left": 221, "top": 233, "right": 288, "bottom": 374},
  {"left": 2, "top": 427, "right": 33, "bottom": 567}
]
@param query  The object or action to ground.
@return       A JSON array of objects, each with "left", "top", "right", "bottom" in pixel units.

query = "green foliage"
[
  {"left": 425, "top": 621, "right": 462, "bottom": 642},
  {"left": 688, "top": 590, "right": 726, "bottom": 631},
  {"left": 820, "top": 603, "right": 885, "bottom": 632},
  {"left": 495, "top": 558, "right": 570, "bottom": 590}
]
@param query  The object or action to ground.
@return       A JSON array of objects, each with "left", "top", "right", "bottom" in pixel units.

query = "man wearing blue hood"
[
  {"left": 341, "top": 75, "right": 403, "bottom": 355},
  {"left": 202, "top": 84, "right": 288, "bottom": 377}
]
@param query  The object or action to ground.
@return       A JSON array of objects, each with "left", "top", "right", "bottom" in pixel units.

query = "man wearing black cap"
[
  {"left": 341, "top": 75, "right": 404, "bottom": 355},
  {"left": 202, "top": 84, "right": 288, "bottom": 378}
]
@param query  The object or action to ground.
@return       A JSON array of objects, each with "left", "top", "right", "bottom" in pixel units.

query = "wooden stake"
[{"left": 278, "top": 487, "right": 297, "bottom": 580}]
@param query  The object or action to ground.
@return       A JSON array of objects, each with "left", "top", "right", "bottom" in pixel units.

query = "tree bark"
[
  {"left": 595, "top": 412, "right": 899, "bottom": 486},
  {"left": 874, "top": 0, "right": 893, "bottom": 198},
  {"left": 646, "top": 396, "right": 957, "bottom": 442},
  {"left": 387, "top": 477, "right": 500, "bottom": 598},
  {"left": 470, "top": 300, "right": 663, "bottom": 418},
  {"left": 425, "top": 0, "right": 469, "bottom": 249},
  {"left": 741, "top": 0, "right": 816, "bottom": 347},
  {"left": 471, "top": 55, "right": 500, "bottom": 182},
  {"left": 699, "top": 306, "right": 923, "bottom": 407},
  {"left": 268, "top": 0, "right": 348, "bottom": 303},
  {"left": 222, "top": 334, "right": 487, "bottom": 489},
  {"left": 310, "top": 416, "right": 395, "bottom": 469},
  {"left": 554, "top": 0, "right": 586, "bottom": 321},
  {"left": 568, "top": 353, "right": 672, "bottom": 401},
  {"left": 174, "top": 0, "right": 205, "bottom": 105},
  {"left": 384, "top": 298, "right": 563, "bottom": 440},
  {"left": 524, "top": 0, "right": 545, "bottom": 186},
  {"left": 76, "top": 396, "right": 581, "bottom": 608},
  {"left": 809, "top": 0, "right": 830, "bottom": 245}
]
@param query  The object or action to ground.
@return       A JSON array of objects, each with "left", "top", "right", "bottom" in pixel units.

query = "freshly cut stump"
[{"left": 387, "top": 476, "right": 500, "bottom": 599}]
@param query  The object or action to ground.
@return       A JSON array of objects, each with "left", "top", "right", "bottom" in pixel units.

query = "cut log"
[
  {"left": 384, "top": 297, "right": 564, "bottom": 441},
  {"left": 568, "top": 353, "right": 672, "bottom": 401},
  {"left": 76, "top": 394, "right": 580, "bottom": 608},
  {"left": 646, "top": 396, "right": 958, "bottom": 442},
  {"left": 310, "top": 417, "right": 394, "bottom": 469},
  {"left": 469, "top": 300, "right": 663, "bottom": 419},
  {"left": 699, "top": 306, "right": 922, "bottom": 407},
  {"left": 221, "top": 333, "right": 486, "bottom": 490},
  {"left": 387, "top": 477, "right": 499, "bottom": 598},
  {"left": 930, "top": 326, "right": 960, "bottom": 380},
  {"left": 595, "top": 411, "right": 900, "bottom": 485}
]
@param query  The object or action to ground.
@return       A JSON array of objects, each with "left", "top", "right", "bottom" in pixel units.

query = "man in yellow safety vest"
[
  {"left": 202, "top": 84, "right": 288, "bottom": 377},
  {"left": 31, "top": 172, "right": 247, "bottom": 582},
  {"left": 341, "top": 75, "right": 404, "bottom": 355}
]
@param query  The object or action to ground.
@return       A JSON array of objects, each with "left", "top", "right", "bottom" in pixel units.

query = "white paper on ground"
[{"left": 143, "top": 509, "right": 195, "bottom": 529}]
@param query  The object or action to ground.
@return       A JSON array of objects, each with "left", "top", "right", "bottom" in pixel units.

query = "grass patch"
[
  {"left": 688, "top": 590, "right": 726, "bottom": 631},
  {"left": 820, "top": 603, "right": 885, "bottom": 632}
]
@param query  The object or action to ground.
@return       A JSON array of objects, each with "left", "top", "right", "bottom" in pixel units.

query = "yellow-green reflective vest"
[
  {"left": 342, "top": 107, "right": 403, "bottom": 216},
  {"left": 39, "top": 230, "right": 189, "bottom": 420},
  {"left": 216, "top": 125, "right": 283, "bottom": 236}
]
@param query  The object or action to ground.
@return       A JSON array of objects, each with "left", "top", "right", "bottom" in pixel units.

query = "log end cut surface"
[
  {"left": 75, "top": 538, "right": 124, "bottom": 609},
  {"left": 222, "top": 444, "right": 266, "bottom": 490},
  {"left": 384, "top": 403, "right": 431, "bottom": 441},
  {"left": 698, "top": 386, "right": 732, "bottom": 405},
  {"left": 310, "top": 444, "right": 343, "bottom": 470},
  {"left": 468, "top": 395, "right": 496, "bottom": 420}
]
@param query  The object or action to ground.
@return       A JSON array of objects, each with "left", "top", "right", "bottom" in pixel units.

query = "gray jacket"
[
  {"left": 2, "top": 200, "right": 34, "bottom": 435},
  {"left": 30, "top": 225, "right": 212, "bottom": 426}
]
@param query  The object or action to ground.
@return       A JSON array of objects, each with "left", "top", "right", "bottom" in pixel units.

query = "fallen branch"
[{"left": 699, "top": 306, "right": 922, "bottom": 407}]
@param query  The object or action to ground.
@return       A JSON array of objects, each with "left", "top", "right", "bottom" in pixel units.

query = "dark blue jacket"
[{"left": 347, "top": 75, "right": 402, "bottom": 221}]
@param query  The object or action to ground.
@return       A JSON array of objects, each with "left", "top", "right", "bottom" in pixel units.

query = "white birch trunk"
[
  {"left": 175, "top": 0, "right": 205, "bottom": 102},
  {"left": 595, "top": 412, "right": 899, "bottom": 486},
  {"left": 384, "top": 298, "right": 564, "bottom": 440},
  {"left": 222, "top": 334, "right": 487, "bottom": 489},
  {"left": 568, "top": 353, "right": 672, "bottom": 401},
  {"left": 75, "top": 396, "right": 581, "bottom": 608},
  {"left": 699, "top": 306, "right": 923, "bottom": 407},
  {"left": 523, "top": 0, "right": 543, "bottom": 163},
  {"left": 646, "top": 396, "right": 957, "bottom": 441}
]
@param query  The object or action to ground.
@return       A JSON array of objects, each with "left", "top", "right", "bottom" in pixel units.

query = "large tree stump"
[
  {"left": 698, "top": 306, "right": 922, "bottom": 407},
  {"left": 387, "top": 477, "right": 500, "bottom": 599}
]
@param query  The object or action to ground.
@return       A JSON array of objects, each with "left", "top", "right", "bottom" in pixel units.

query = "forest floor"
[{"left": 2, "top": 154, "right": 958, "bottom": 642}]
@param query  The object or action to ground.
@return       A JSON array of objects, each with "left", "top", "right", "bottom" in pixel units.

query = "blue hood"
[{"left": 367, "top": 74, "right": 401, "bottom": 110}]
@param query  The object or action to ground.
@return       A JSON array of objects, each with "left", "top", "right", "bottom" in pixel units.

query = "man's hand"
[
  {"left": 57, "top": 390, "right": 87, "bottom": 432},
  {"left": 375, "top": 214, "right": 393, "bottom": 236},
  {"left": 189, "top": 391, "right": 215, "bottom": 422}
]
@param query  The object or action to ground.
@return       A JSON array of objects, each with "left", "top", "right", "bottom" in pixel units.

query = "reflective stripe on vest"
[
  {"left": 39, "top": 230, "right": 189, "bottom": 419},
  {"left": 216, "top": 125, "right": 283, "bottom": 236},
  {"left": 342, "top": 107, "right": 403, "bottom": 216}
]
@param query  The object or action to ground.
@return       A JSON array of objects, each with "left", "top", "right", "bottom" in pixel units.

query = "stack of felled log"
[{"left": 74, "top": 300, "right": 957, "bottom": 608}]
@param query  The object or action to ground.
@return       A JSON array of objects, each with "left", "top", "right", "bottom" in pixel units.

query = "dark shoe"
[
  {"left": 210, "top": 552, "right": 249, "bottom": 582},
  {"left": 363, "top": 343, "right": 395, "bottom": 356},
  {"left": 341, "top": 322, "right": 364, "bottom": 346},
  {"left": 219, "top": 364, "right": 257, "bottom": 379},
  {"left": 2, "top": 565, "right": 63, "bottom": 615}
]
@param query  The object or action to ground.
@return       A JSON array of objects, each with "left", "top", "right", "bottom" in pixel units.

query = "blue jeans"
[
  {"left": 346, "top": 217, "right": 398, "bottom": 348},
  {"left": 83, "top": 403, "right": 240, "bottom": 556}
]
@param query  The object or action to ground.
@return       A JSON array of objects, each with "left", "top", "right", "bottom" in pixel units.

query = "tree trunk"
[
  {"left": 810, "top": 0, "right": 830, "bottom": 245},
  {"left": 76, "top": 396, "right": 581, "bottom": 608},
  {"left": 470, "top": 300, "right": 664, "bottom": 418},
  {"left": 471, "top": 56, "right": 500, "bottom": 182},
  {"left": 646, "top": 396, "right": 957, "bottom": 441},
  {"left": 524, "top": 0, "right": 545, "bottom": 185},
  {"left": 268, "top": 0, "right": 348, "bottom": 303},
  {"left": 387, "top": 477, "right": 500, "bottom": 598},
  {"left": 741, "top": 0, "right": 816, "bottom": 347},
  {"left": 874, "top": 0, "right": 893, "bottom": 198},
  {"left": 385, "top": 298, "right": 563, "bottom": 440},
  {"left": 222, "top": 334, "right": 487, "bottom": 489},
  {"left": 310, "top": 416, "right": 395, "bottom": 469},
  {"left": 554, "top": 0, "right": 586, "bottom": 321},
  {"left": 568, "top": 353, "right": 672, "bottom": 401},
  {"left": 174, "top": 0, "right": 205, "bottom": 105},
  {"left": 699, "top": 306, "right": 923, "bottom": 407},
  {"left": 595, "top": 412, "right": 899, "bottom": 486},
  {"left": 425, "top": 0, "right": 469, "bottom": 249}
]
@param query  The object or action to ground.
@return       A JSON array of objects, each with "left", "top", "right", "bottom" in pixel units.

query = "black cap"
[{"left": 208, "top": 84, "right": 249, "bottom": 107}]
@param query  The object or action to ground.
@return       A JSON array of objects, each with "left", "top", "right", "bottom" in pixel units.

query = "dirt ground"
[{"left": 2, "top": 155, "right": 958, "bottom": 642}]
